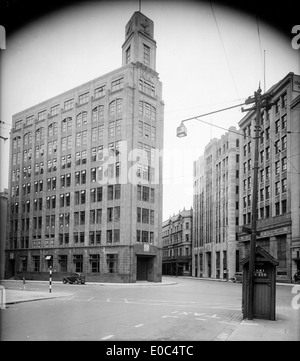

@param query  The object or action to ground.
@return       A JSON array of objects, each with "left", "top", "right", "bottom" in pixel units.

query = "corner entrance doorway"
[{"left": 136, "top": 255, "right": 155, "bottom": 281}]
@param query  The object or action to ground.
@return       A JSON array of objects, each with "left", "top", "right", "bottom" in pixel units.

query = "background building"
[
  {"left": 0, "top": 189, "right": 8, "bottom": 279},
  {"left": 238, "top": 72, "right": 300, "bottom": 283},
  {"left": 162, "top": 208, "right": 193, "bottom": 276},
  {"left": 5, "top": 11, "right": 164, "bottom": 283},
  {"left": 193, "top": 127, "right": 241, "bottom": 280}
]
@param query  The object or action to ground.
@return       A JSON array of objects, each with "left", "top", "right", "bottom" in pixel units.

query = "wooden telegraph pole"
[{"left": 242, "top": 85, "right": 274, "bottom": 320}]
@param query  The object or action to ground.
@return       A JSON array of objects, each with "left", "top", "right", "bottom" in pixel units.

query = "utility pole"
[
  {"left": 242, "top": 85, "right": 273, "bottom": 320},
  {"left": 248, "top": 87, "right": 261, "bottom": 320}
]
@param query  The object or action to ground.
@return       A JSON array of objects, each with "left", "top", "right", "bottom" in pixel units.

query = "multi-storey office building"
[
  {"left": 0, "top": 189, "right": 8, "bottom": 279},
  {"left": 5, "top": 11, "right": 164, "bottom": 283},
  {"left": 162, "top": 208, "right": 193, "bottom": 276},
  {"left": 193, "top": 128, "right": 241, "bottom": 280},
  {"left": 238, "top": 72, "right": 300, "bottom": 283}
]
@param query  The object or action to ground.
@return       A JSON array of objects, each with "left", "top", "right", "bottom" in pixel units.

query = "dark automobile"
[
  {"left": 233, "top": 272, "right": 243, "bottom": 283},
  {"left": 63, "top": 273, "right": 85, "bottom": 284},
  {"left": 294, "top": 271, "right": 300, "bottom": 283}
]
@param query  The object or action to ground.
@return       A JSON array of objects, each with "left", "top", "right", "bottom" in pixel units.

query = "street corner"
[
  {"left": 4, "top": 289, "right": 73, "bottom": 306},
  {"left": 226, "top": 317, "right": 295, "bottom": 341}
]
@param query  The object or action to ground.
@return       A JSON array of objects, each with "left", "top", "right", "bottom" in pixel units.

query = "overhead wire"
[{"left": 210, "top": 1, "right": 239, "bottom": 99}]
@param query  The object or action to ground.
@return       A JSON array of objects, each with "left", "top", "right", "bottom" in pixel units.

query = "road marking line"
[
  {"left": 218, "top": 321, "right": 239, "bottom": 325},
  {"left": 134, "top": 324, "right": 144, "bottom": 328},
  {"left": 162, "top": 315, "right": 177, "bottom": 318},
  {"left": 87, "top": 297, "right": 94, "bottom": 301},
  {"left": 195, "top": 318, "right": 207, "bottom": 321},
  {"left": 101, "top": 335, "right": 114, "bottom": 340},
  {"left": 206, "top": 314, "right": 221, "bottom": 319},
  {"left": 241, "top": 321, "right": 259, "bottom": 326}
]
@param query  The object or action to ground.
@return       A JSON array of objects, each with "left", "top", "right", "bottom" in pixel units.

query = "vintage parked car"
[
  {"left": 294, "top": 271, "right": 300, "bottom": 283},
  {"left": 232, "top": 272, "right": 243, "bottom": 283},
  {"left": 63, "top": 273, "right": 85, "bottom": 285}
]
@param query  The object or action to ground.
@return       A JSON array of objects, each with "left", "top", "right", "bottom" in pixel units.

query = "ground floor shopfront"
[
  {"left": 162, "top": 255, "right": 192, "bottom": 276},
  {"left": 238, "top": 222, "right": 299, "bottom": 283},
  {"left": 4, "top": 244, "right": 162, "bottom": 283},
  {"left": 192, "top": 241, "right": 240, "bottom": 281}
]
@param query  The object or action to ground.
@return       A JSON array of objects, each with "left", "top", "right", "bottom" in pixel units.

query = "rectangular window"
[
  {"left": 143, "top": 44, "right": 150, "bottom": 66},
  {"left": 90, "top": 209, "right": 95, "bottom": 224},
  {"left": 142, "top": 231, "right": 149, "bottom": 243},
  {"left": 115, "top": 184, "right": 121, "bottom": 199},
  {"left": 275, "top": 182, "right": 280, "bottom": 196},
  {"left": 137, "top": 207, "right": 141, "bottom": 223},
  {"left": 90, "top": 254, "right": 100, "bottom": 273},
  {"left": 275, "top": 202, "right": 280, "bottom": 216},
  {"left": 137, "top": 185, "right": 142, "bottom": 200},
  {"left": 142, "top": 208, "right": 149, "bottom": 224},
  {"left": 97, "top": 187, "right": 103, "bottom": 202},
  {"left": 107, "top": 230, "right": 113, "bottom": 244},
  {"left": 80, "top": 211, "right": 85, "bottom": 225},
  {"left": 282, "top": 178, "right": 287, "bottom": 193},
  {"left": 32, "top": 256, "right": 40, "bottom": 272},
  {"left": 107, "top": 254, "right": 118, "bottom": 273},
  {"left": 96, "top": 231, "right": 101, "bottom": 244},
  {"left": 114, "top": 206, "right": 120, "bottom": 222},
  {"left": 111, "top": 78, "right": 124, "bottom": 92},
  {"left": 50, "top": 104, "right": 60, "bottom": 116},
  {"left": 64, "top": 98, "right": 74, "bottom": 110},
  {"left": 90, "top": 188, "right": 96, "bottom": 203},
  {"left": 107, "top": 185, "right": 114, "bottom": 200},
  {"left": 126, "top": 46, "right": 130, "bottom": 64},
  {"left": 282, "top": 157, "right": 287, "bottom": 172},
  {"left": 96, "top": 209, "right": 102, "bottom": 224},
  {"left": 107, "top": 207, "right": 113, "bottom": 223},
  {"left": 78, "top": 92, "right": 89, "bottom": 105},
  {"left": 94, "top": 85, "right": 105, "bottom": 99},
  {"left": 282, "top": 114, "right": 287, "bottom": 129},
  {"left": 142, "top": 186, "right": 149, "bottom": 202},
  {"left": 282, "top": 199, "right": 287, "bottom": 214},
  {"left": 282, "top": 136, "right": 287, "bottom": 151},
  {"left": 38, "top": 110, "right": 46, "bottom": 121}
]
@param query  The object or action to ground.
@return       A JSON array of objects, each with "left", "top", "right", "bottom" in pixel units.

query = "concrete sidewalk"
[
  {"left": 2, "top": 289, "right": 73, "bottom": 306},
  {"left": 227, "top": 308, "right": 300, "bottom": 341}
]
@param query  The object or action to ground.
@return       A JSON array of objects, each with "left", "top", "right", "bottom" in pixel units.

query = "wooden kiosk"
[{"left": 241, "top": 246, "right": 279, "bottom": 320}]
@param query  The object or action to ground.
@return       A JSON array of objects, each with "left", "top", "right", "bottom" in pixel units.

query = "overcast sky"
[{"left": 0, "top": 0, "right": 299, "bottom": 219}]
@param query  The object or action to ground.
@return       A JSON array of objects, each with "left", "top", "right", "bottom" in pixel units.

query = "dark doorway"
[
  {"left": 7, "top": 259, "right": 15, "bottom": 278},
  {"left": 136, "top": 256, "right": 155, "bottom": 281}
]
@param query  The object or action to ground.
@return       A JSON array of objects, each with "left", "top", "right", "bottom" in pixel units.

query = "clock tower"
[{"left": 122, "top": 11, "right": 157, "bottom": 71}]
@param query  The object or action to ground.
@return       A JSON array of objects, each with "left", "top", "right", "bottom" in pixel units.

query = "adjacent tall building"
[
  {"left": 5, "top": 11, "right": 164, "bottom": 283},
  {"left": 193, "top": 128, "right": 241, "bottom": 280},
  {"left": 238, "top": 72, "right": 300, "bottom": 283}
]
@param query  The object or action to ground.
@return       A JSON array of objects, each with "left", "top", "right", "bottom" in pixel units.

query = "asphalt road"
[{"left": 0, "top": 277, "right": 296, "bottom": 341}]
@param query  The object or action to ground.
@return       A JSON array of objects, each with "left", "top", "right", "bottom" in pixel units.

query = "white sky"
[{"left": 0, "top": 0, "right": 299, "bottom": 220}]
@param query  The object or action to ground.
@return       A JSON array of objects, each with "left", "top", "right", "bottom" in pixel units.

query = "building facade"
[
  {"left": 193, "top": 128, "right": 241, "bottom": 280},
  {"left": 238, "top": 72, "right": 300, "bottom": 283},
  {"left": 5, "top": 11, "right": 164, "bottom": 283},
  {"left": 0, "top": 189, "right": 8, "bottom": 279},
  {"left": 162, "top": 208, "right": 193, "bottom": 276}
]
